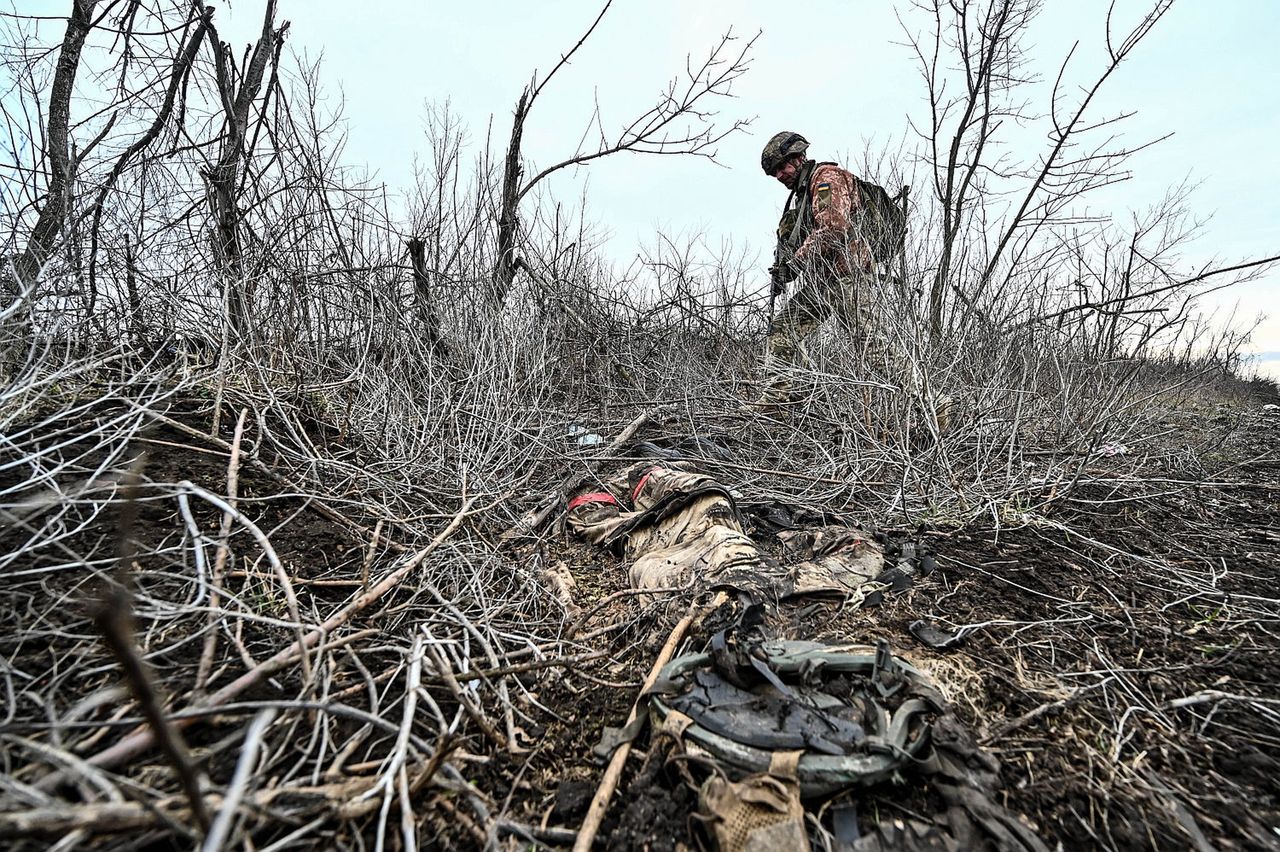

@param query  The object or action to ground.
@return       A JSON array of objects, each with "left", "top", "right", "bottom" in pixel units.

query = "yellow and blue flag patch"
[{"left": 816, "top": 181, "right": 832, "bottom": 210}]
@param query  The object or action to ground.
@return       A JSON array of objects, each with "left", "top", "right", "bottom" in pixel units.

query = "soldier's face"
[{"left": 773, "top": 157, "right": 802, "bottom": 189}]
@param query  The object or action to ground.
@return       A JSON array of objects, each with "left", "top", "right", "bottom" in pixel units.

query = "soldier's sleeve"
[{"left": 795, "top": 165, "right": 866, "bottom": 271}]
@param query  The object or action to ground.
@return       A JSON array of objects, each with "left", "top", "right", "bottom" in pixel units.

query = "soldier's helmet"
[{"left": 760, "top": 131, "right": 809, "bottom": 174}]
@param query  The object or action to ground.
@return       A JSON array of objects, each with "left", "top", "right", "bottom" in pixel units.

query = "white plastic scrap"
[{"left": 566, "top": 423, "right": 605, "bottom": 446}]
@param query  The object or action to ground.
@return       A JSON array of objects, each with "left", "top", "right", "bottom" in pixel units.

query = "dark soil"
[{"left": 491, "top": 384, "right": 1280, "bottom": 851}]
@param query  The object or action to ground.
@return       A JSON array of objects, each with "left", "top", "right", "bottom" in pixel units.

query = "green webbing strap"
[
  {"left": 785, "top": 161, "right": 823, "bottom": 254},
  {"left": 650, "top": 641, "right": 943, "bottom": 795}
]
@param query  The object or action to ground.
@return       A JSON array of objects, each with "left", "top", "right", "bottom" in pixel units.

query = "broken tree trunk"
[
  {"left": 406, "top": 237, "right": 447, "bottom": 356},
  {"left": 205, "top": 0, "right": 287, "bottom": 336},
  {"left": 492, "top": 87, "right": 529, "bottom": 307}
]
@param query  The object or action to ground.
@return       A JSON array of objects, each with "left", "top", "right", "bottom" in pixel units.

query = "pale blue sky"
[
  {"left": 13, "top": 1, "right": 1280, "bottom": 371},
  {"left": 217, "top": 0, "right": 1279, "bottom": 361}
]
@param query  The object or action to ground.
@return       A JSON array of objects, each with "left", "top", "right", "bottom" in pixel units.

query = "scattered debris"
[
  {"left": 909, "top": 619, "right": 967, "bottom": 651},
  {"left": 567, "top": 423, "right": 606, "bottom": 446},
  {"left": 650, "top": 640, "right": 941, "bottom": 793},
  {"left": 644, "top": 632, "right": 1049, "bottom": 851}
]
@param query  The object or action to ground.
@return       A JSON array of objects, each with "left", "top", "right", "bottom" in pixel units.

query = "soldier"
[{"left": 757, "top": 131, "right": 883, "bottom": 403}]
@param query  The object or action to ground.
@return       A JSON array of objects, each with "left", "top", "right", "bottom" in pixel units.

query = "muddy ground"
[{"left": 2, "top": 380, "right": 1278, "bottom": 850}]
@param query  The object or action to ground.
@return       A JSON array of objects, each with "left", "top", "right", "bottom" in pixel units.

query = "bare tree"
[
  {"left": 203, "top": 0, "right": 289, "bottom": 335},
  {"left": 85, "top": 3, "right": 213, "bottom": 320},
  {"left": 905, "top": 0, "right": 1036, "bottom": 337},
  {"left": 3, "top": 0, "right": 102, "bottom": 366},
  {"left": 977, "top": 1, "right": 1174, "bottom": 292},
  {"left": 491, "top": 1, "right": 756, "bottom": 306},
  {"left": 906, "top": 0, "right": 1175, "bottom": 337}
]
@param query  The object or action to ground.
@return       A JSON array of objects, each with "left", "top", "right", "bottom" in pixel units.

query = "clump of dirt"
[{"left": 609, "top": 771, "right": 697, "bottom": 852}]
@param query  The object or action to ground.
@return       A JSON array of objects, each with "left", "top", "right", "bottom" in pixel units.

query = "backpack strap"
[
  {"left": 783, "top": 160, "right": 822, "bottom": 253},
  {"left": 767, "top": 748, "right": 803, "bottom": 779},
  {"left": 661, "top": 709, "right": 695, "bottom": 738}
]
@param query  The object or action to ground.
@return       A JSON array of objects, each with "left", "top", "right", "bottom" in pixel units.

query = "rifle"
[
  {"left": 767, "top": 246, "right": 785, "bottom": 329},
  {"left": 763, "top": 200, "right": 801, "bottom": 373},
  {"left": 765, "top": 241, "right": 793, "bottom": 359}
]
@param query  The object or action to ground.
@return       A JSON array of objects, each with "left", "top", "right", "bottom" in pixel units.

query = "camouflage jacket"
[{"left": 777, "top": 161, "right": 872, "bottom": 280}]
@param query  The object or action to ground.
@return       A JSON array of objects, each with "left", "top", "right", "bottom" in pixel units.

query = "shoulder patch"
[{"left": 816, "top": 181, "right": 833, "bottom": 209}]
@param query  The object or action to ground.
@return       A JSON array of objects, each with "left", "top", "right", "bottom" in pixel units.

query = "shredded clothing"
[{"left": 566, "top": 463, "right": 885, "bottom": 603}]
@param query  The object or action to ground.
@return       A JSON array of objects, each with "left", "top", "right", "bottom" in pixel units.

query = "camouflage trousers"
[
  {"left": 761, "top": 274, "right": 952, "bottom": 432},
  {"left": 764, "top": 271, "right": 892, "bottom": 397}
]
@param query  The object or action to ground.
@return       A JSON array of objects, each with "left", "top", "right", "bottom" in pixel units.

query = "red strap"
[
  {"left": 632, "top": 468, "right": 662, "bottom": 502},
  {"left": 567, "top": 491, "right": 618, "bottom": 511}
]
